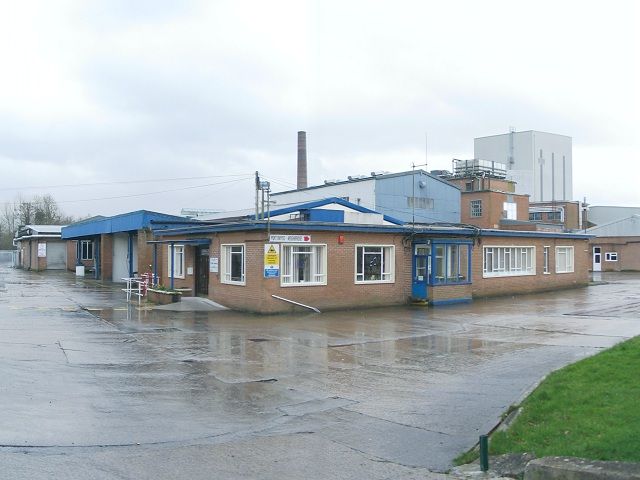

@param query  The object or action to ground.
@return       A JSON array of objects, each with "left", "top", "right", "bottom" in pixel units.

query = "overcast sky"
[{"left": 0, "top": 0, "right": 638, "bottom": 219}]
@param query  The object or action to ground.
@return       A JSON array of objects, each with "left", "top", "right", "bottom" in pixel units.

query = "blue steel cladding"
[
  {"left": 374, "top": 172, "right": 461, "bottom": 224},
  {"left": 62, "top": 210, "right": 185, "bottom": 239}
]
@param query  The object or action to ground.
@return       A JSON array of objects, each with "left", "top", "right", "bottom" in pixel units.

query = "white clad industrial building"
[{"left": 474, "top": 130, "right": 573, "bottom": 202}]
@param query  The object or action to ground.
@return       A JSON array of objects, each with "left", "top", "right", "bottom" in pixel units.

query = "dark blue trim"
[
  {"left": 62, "top": 210, "right": 185, "bottom": 239},
  {"left": 147, "top": 238, "right": 211, "bottom": 245},
  {"left": 430, "top": 297, "right": 473, "bottom": 306}
]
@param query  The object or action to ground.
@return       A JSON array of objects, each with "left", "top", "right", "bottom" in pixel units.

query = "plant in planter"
[{"left": 146, "top": 285, "right": 182, "bottom": 305}]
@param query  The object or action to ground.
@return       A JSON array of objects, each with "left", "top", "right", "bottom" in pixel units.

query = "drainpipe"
[{"left": 128, "top": 232, "right": 134, "bottom": 277}]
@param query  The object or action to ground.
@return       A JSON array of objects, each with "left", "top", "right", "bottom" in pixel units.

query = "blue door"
[{"left": 412, "top": 244, "right": 431, "bottom": 300}]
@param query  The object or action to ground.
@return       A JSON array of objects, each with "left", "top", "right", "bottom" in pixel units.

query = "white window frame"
[
  {"left": 167, "top": 244, "right": 185, "bottom": 279},
  {"left": 483, "top": 246, "right": 536, "bottom": 278},
  {"left": 605, "top": 252, "right": 618, "bottom": 262},
  {"left": 555, "top": 246, "right": 574, "bottom": 274},
  {"left": 221, "top": 244, "right": 246, "bottom": 285},
  {"left": 80, "top": 240, "right": 94, "bottom": 261},
  {"left": 470, "top": 199, "right": 482, "bottom": 218},
  {"left": 281, "top": 244, "right": 327, "bottom": 287},
  {"left": 543, "top": 246, "right": 550, "bottom": 274},
  {"left": 355, "top": 245, "right": 395, "bottom": 284}
]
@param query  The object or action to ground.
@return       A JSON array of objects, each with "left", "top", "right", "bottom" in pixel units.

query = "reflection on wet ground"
[{"left": 1, "top": 267, "right": 639, "bottom": 477}]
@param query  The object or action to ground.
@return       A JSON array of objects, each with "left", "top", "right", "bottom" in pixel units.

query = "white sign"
[
  {"left": 209, "top": 257, "right": 219, "bottom": 273},
  {"left": 269, "top": 234, "right": 311, "bottom": 243},
  {"left": 37, "top": 243, "right": 46, "bottom": 258}
]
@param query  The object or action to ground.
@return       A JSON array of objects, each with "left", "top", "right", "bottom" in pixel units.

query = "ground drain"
[{"left": 248, "top": 338, "right": 271, "bottom": 342}]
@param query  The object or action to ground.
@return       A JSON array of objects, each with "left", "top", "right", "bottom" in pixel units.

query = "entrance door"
[
  {"left": 195, "top": 247, "right": 210, "bottom": 296},
  {"left": 412, "top": 244, "right": 431, "bottom": 300},
  {"left": 593, "top": 246, "right": 602, "bottom": 272}
]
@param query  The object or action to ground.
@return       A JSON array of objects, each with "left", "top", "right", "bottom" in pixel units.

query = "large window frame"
[
  {"left": 555, "top": 246, "right": 574, "bottom": 274},
  {"left": 355, "top": 245, "right": 395, "bottom": 284},
  {"left": 281, "top": 244, "right": 327, "bottom": 287},
  {"left": 431, "top": 242, "right": 471, "bottom": 285},
  {"left": 221, "top": 244, "right": 246, "bottom": 285},
  {"left": 80, "top": 240, "right": 94, "bottom": 261},
  {"left": 483, "top": 246, "right": 536, "bottom": 278},
  {"left": 167, "top": 244, "right": 185, "bottom": 279},
  {"left": 605, "top": 252, "right": 618, "bottom": 262}
]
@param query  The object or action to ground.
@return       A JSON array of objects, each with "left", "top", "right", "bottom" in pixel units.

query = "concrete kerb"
[{"left": 524, "top": 457, "right": 640, "bottom": 480}]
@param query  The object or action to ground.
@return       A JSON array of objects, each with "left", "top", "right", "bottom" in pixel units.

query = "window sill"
[
  {"left": 221, "top": 280, "right": 246, "bottom": 286},
  {"left": 355, "top": 279, "right": 395, "bottom": 285},
  {"left": 281, "top": 282, "right": 327, "bottom": 287},
  {"left": 482, "top": 272, "right": 536, "bottom": 278}
]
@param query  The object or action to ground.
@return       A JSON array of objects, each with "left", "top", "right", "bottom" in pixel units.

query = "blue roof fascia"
[
  {"left": 154, "top": 221, "right": 411, "bottom": 237},
  {"left": 479, "top": 230, "right": 593, "bottom": 240},
  {"left": 268, "top": 197, "right": 405, "bottom": 225},
  {"left": 62, "top": 210, "right": 185, "bottom": 239}
]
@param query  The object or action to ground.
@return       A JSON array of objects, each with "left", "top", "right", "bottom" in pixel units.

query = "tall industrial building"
[{"left": 474, "top": 130, "right": 573, "bottom": 202}]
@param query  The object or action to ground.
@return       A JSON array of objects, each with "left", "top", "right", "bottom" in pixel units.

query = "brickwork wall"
[
  {"left": 101, "top": 234, "right": 113, "bottom": 281},
  {"left": 429, "top": 284, "right": 472, "bottom": 302},
  {"left": 590, "top": 236, "right": 640, "bottom": 272},
  {"left": 158, "top": 230, "right": 412, "bottom": 313},
  {"left": 471, "top": 236, "right": 590, "bottom": 298},
  {"left": 461, "top": 191, "right": 529, "bottom": 229},
  {"left": 65, "top": 240, "right": 96, "bottom": 271}
]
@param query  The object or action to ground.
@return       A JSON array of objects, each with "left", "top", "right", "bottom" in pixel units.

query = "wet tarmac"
[{"left": 1, "top": 265, "right": 639, "bottom": 479}]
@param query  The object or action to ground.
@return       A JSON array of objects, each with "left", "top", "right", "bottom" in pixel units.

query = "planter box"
[{"left": 147, "top": 289, "right": 182, "bottom": 305}]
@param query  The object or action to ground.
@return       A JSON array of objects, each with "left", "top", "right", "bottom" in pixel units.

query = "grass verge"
[{"left": 489, "top": 336, "right": 640, "bottom": 461}]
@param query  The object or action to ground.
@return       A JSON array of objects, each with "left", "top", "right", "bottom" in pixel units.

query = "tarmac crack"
[{"left": 55, "top": 341, "right": 70, "bottom": 363}]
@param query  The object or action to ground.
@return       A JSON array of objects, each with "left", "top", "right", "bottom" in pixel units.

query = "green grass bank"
[{"left": 487, "top": 335, "right": 640, "bottom": 461}]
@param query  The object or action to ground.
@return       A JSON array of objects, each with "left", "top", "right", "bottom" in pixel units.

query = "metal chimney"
[{"left": 297, "top": 131, "right": 308, "bottom": 189}]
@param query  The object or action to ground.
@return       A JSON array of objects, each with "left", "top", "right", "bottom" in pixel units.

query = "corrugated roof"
[{"left": 587, "top": 215, "right": 640, "bottom": 237}]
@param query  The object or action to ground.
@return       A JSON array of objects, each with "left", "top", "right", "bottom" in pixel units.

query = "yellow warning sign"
[{"left": 264, "top": 244, "right": 280, "bottom": 266}]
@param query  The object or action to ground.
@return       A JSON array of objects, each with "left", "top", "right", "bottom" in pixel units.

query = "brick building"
[
  {"left": 13, "top": 225, "right": 67, "bottom": 271},
  {"left": 587, "top": 215, "right": 640, "bottom": 272},
  {"left": 151, "top": 198, "right": 590, "bottom": 313},
  {"left": 61, "top": 210, "right": 185, "bottom": 282}
]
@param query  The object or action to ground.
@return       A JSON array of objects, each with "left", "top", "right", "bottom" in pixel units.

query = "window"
[
  {"left": 167, "top": 245, "right": 185, "bottom": 278},
  {"left": 432, "top": 243, "right": 470, "bottom": 284},
  {"left": 605, "top": 252, "right": 618, "bottom": 262},
  {"left": 282, "top": 244, "right": 326, "bottom": 286},
  {"left": 547, "top": 211, "right": 562, "bottom": 221},
  {"left": 555, "top": 246, "right": 574, "bottom": 273},
  {"left": 356, "top": 245, "right": 394, "bottom": 283},
  {"left": 543, "top": 246, "right": 550, "bottom": 274},
  {"left": 465, "top": 182, "right": 473, "bottom": 191},
  {"left": 81, "top": 240, "right": 93, "bottom": 260},
  {"left": 470, "top": 200, "right": 482, "bottom": 217},
  {"left": 221, "top": 244, "right": 245, "bottom": 285},
  {"left": 407, "top": 196, "right": 434, "bottom": 209},
  {"left": 529, "top": 212, "right": 542, "bottom": 221},
  {"left": 483, "top": 246, "right": 535, "bottom": 277},
  {"left": 503, "top": 202, "right": 517, "bottom": 220}
]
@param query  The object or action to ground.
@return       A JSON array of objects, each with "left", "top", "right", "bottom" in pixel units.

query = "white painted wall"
[
  {"left": 474, "top": 131, "right": 572, "bottom": 202},
  {"left": 271, "top": 180, "right": 376, "bottom": 210}
]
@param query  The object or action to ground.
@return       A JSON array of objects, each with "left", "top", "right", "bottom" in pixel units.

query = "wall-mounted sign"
[
  {"left": 209, "top": 257, "right": 219, "bottom": 273},
  {"left": 269, "top": 234, "right": 311, "bottom": 243},
  {"left": 264, "top": 244, "right": 280, "bottom": 278},
  {"left": 37, "top": 243, "right": 46, "bottom": 258}
]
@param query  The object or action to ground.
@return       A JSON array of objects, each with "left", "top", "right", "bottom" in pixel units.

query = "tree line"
[{"left": 0, "top": 194, "right": 75, "bottom": 249}]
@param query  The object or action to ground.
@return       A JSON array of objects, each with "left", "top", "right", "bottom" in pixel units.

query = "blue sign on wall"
[{"left": 264, "top": 268, "right": 279, "bottom": 278}]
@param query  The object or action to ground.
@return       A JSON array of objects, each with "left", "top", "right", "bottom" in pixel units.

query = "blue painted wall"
[{"left": 374, "top": 172, "right": 460, "bottom": 223}]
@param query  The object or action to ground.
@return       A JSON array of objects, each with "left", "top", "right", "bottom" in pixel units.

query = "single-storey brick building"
[{"left": 150, "top": 198, "right": 590, "bottom": 313}]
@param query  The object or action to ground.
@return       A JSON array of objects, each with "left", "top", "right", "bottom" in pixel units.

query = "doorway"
[
  {"left": 195, "top": 247, "right": 210, "bottom": 296},
  {"left": 592, "top": 246, "right": 602, "bottom": 272},
  {"left": 412, "top": 244, "right": 431, "bottom": 300}
]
